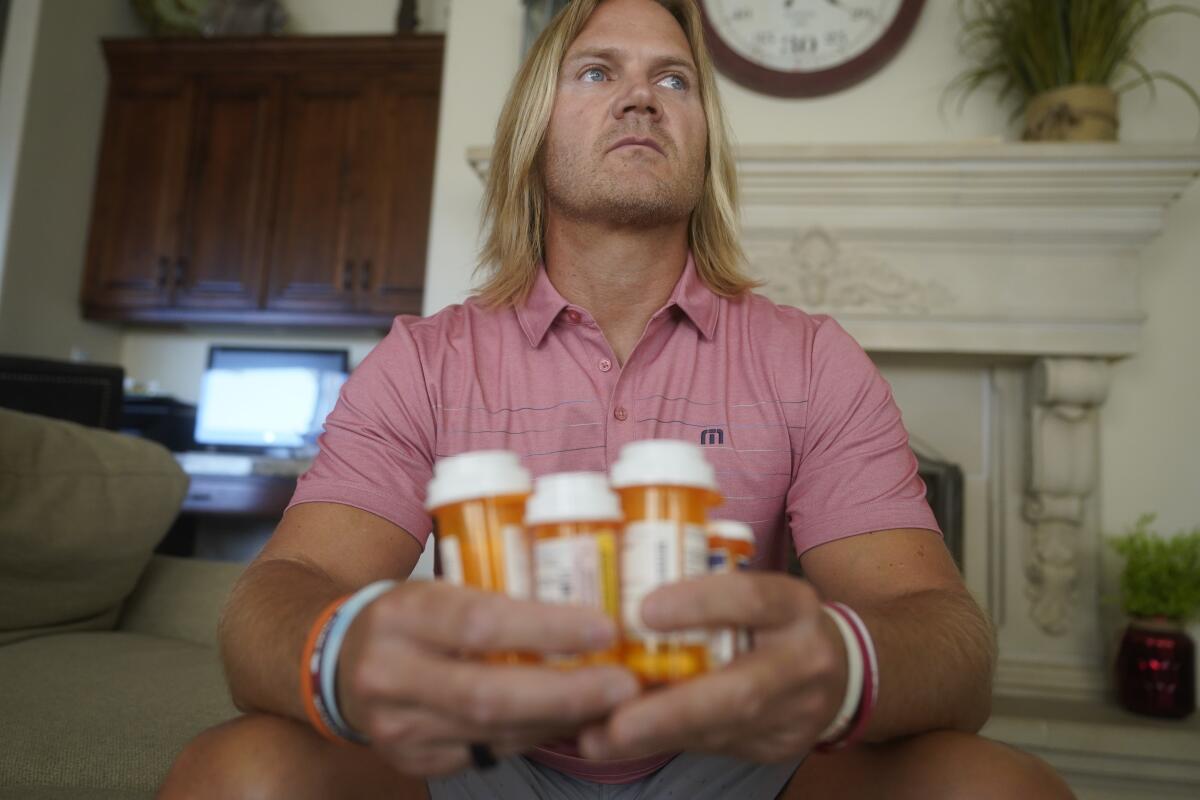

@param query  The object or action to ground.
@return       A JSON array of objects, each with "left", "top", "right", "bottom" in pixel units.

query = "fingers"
[
  {"left": 417, "top": 659, "right": 641, "bottom": 730},
  {"left": 344, "top": 582, "right": 644, "bottom": 778},
  {"left": 577, "top": 645, "right": 812, "bottom": 760},
  {"left": 354, "top": 634, "right": 639, "bottom": 729},
  {"left": 375, "top": 581, "right": 619, "bottom": 655},
  {"left": 367, "top": 682, "right": 621, "bottom": 778},
  {"left": 640, "top": 572, "right": 819, "bottom": 632}
]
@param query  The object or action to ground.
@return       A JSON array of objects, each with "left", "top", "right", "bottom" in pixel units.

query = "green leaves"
[
  {"left": 946, "top": 0, "right": 1200, "bottom": 120},
  {"left": 1109, "top": 514, "right": 1200, "bottom": 622}
]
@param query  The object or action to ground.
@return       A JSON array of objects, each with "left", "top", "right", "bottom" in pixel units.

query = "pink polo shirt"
[{"left": 289, "top": 253, "right": 939, "bottom": 782}]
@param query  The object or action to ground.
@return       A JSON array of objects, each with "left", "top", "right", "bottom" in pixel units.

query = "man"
[{"left": 161, "top": 1, "right": 1074, "bottom": 797}]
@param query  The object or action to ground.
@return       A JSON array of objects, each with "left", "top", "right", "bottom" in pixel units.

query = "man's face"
[{"left": 542, "top": 0, "right": 707, "bottom": 229}]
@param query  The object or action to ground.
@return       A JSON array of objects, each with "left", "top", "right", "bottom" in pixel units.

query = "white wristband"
[
  {"left": 319, "top": 579, "right": 398, "bottom": 741},
  {"left": 834, "top": 602, "right": 879, "bottom": 714},
  {"left": 817, "top": 603, "right": 864, "bottom": 744}
]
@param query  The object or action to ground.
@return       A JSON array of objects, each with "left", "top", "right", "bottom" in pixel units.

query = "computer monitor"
[{"left": 194, "top": 346, "right": 349, "bottom": 452}]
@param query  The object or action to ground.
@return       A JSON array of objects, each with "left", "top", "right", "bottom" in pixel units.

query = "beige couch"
[{"left": 0, "top": 408, "right": 243, "bottom": 799}]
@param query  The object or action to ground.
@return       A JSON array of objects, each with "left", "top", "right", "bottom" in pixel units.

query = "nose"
[{"left": 612, "top": 77, "right": 662, "bottom": 123}]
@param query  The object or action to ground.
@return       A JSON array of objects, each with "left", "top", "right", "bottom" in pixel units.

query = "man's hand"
[
  {"left": 336, "top": 581, "right": 640, "bottom": 777},
  {"left": 577, "top": 572, "right": 848, "bottom": 762}
]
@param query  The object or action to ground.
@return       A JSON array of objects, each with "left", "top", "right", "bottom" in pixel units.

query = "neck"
[{"left": 543, "top": 214, "right": 689, "bottom": 364}]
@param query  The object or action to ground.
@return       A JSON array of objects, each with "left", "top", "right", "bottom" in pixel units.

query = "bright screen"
[{"left": 194, "top": 348, "right": 348, "bottom": 449}]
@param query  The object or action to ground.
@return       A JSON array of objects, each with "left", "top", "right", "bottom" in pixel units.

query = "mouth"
[{"left": 608, "top": 136, "right": 665, "bottom": 156}]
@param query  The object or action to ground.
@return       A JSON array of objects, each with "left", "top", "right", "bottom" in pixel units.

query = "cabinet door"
[
  {"left": 352, "top": 78, "right": 440, "bottom": 316},
  {"left": 173, "top": 76, "right": 280, "bottom": 310},
  {"left": 82, "top": 74, "right": 193, "bottom": 311},
  {"left": 264, "top": 75, "right": 364, "bottom": 312}
]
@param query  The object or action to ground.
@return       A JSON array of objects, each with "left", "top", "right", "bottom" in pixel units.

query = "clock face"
[
  {"left": 699, "top": 0, "right": 925, "bottom": 97},
  {"left": 702, "top": 0, "right": 902, "bottom": 72}
]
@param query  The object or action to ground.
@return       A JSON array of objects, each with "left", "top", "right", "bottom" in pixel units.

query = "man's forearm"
[
  {"left": 855, "top": 588, "right": 996, "bottom": 742},
  {"left": 218, "top": 558, "right": 345, "bottom": 719}
]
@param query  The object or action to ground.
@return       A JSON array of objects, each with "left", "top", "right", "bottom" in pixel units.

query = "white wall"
[
  {"left": 423, "top": 0, "right": 524, "bottom": 314},
  {"left": 286, "top": 0, "right": 449, "bottom": 34},
  {"left": 1094, "top": 2, "right": 1200, "bottom": 537},
  {"left": 0, "top": 0, "right": 141, "bottom": 362},
  {"left": 0, "top": 0, "right": 39, "bottom": 310}
]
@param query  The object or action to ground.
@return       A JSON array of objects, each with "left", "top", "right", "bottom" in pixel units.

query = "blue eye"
[
  {"left": 659, "top": 74, "right": 687, "bottom": 91},
  {"left": 582, "top": 67, "right": 606, "bottom": 82}
]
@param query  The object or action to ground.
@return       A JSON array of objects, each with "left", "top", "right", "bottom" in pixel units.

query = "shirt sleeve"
[
  {"left": 287, "top": 317, "right": 437, "bottom": 547},
  {"left": 787, "top": 317, "right": 940, "bottom": 556}
]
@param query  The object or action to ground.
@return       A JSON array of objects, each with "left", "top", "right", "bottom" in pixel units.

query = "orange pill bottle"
[
  {"left": 526, "top": 472, "right": 623, "bottom": 667},
  {"left": 611, "top": 439, "right": 721, "bottom": 686},
  {"left": 426, "top": 450, "right": 533, "bottom": 663},
  {"left": 706, "top": 519, "right": 757, "bottom": 668}
]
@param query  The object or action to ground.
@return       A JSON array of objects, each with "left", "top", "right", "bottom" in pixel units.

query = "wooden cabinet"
[
  {"left": 174, "top": 74, "right": 279, "bottom": 312},
  {"left": 265, "top": 74, "right": 364, "bottom": 314},
  {"left": 355, "top": 77, "right": 438, "bottom": 316},
  {"left": 82, "top": 36, "right": 443, "bottom": 327},
  {"left": 84, "top": 74, "right": 193, "bottom": 310}
]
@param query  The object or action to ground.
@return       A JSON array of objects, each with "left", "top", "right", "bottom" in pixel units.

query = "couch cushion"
[
  {"left": 0, "top": 408, "right": 188, "bottom": 645},
  {"left": 118, "top": 555, "right": 246, "bottom": 648},
  {"left": 0, "top": 632, "right": 238, "bottom": 798}
]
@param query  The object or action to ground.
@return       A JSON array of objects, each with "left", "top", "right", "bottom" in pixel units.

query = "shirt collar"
[
  {"left": 515, "top": 251, "right": 719, "bottom": 348},
  {"left": 515, "top": 263, "right": 571, "bottom": 348},
  {"left": 668, "top": 251, "right": 720, "bottom": 341}
]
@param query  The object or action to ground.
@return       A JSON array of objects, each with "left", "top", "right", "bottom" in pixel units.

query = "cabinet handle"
[
  {"left": 361, "top": 260, "right": 372, "bottom": 291},
  {"left": 174, "top": 257, "right": 187, "bottom": 287},
  {"left": 342, "top": 260, "right": 354, "bottom": 291},
  {"left": 157, "top": 256, "right": 169, "bottom": 289}
]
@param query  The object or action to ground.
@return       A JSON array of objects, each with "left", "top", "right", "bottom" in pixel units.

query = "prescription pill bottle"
[
  {"left": 427, "top": 450, "right": 534, "bottom": 664},
  {"left": 426, "top": 450, "right": 533, "bottom": 597},
  {"left": 611, "top": 439, "right": 721, "bottom": 686},
  {"left": 526, "top": 472, "right": 623, "bottom": 667},
  {"left": 706, "top": 519, "right": 756, "bottom": 668}
]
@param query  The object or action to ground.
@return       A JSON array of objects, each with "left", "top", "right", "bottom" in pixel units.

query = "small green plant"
[
  {"left": 946, "top": 0, "right": 1200, "bottom": 120},
  {"left": 1108, "top": 514, "right": 1200, "bottom": 622}
]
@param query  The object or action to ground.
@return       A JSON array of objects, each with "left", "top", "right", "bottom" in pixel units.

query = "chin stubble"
[{"left": 543, "top": 139, "right": 704, "bottom": 229}]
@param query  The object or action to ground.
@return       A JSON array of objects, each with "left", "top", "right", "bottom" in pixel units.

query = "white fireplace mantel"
[{"left": 467, "top": 142, "right": 1200, "bottom": 359}]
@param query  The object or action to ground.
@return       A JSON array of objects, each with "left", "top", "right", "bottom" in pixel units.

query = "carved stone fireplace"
[
  {"left": 726, "top": 142, "right": 1199, "bottom": 697},
  {"left": 469, "top": 142, "right": 1200, "bottom": 796}
]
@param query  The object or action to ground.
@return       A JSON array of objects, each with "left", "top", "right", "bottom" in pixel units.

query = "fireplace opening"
[{"left": 916, "top": 450, "right": 965, "bottom": 571}]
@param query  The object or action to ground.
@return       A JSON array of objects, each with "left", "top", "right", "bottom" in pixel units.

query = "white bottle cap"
[
  {"left": 525, "top": 471, "right": 622, "bottom": 526},
  {"left": 708, "top": 519, "right": 755, "bottom": 544},
  {"left": 425, "top": 450, "right": 531, "bottom": 511},
  {"left": 610, "top": 438, "right": 718, "bottom": 492}
]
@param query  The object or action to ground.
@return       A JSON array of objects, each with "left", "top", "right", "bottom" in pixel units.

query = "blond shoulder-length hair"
[{"left": 475, "top": 0, "right": 756, "bottom": 307}]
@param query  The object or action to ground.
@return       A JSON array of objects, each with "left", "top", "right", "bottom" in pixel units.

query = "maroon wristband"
[{"left": 814, "top": 602, "right": 877, "bottom": 752}]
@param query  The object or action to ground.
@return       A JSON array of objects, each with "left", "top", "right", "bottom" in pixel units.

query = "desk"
[
  {"left": 159, "top": 474, "right": 298, "bottom": 558},
  {"left": 182, "top": 473, "right": 297, "bottom": 516}
]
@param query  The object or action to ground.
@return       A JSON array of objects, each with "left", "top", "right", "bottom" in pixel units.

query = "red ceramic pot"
[{"left": 1115, "top": 617, "right": 1195, "bottom": 719}]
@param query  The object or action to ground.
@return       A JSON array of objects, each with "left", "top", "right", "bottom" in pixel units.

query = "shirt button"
[
  {"left": 598, "top": 359, "right": 612, "bottom": 372},
  {"left": 565, "top": 310, "right": 582, "bottom": 324},
  {"left": 613, "top": 406, "right": 628, "bottom": 421}
]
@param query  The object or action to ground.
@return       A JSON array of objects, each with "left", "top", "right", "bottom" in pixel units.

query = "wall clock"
[{"left": 699, "top": 0, "right": 926, "bottom": 98}]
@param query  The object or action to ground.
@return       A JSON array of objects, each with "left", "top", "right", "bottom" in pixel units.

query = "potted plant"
[
  {"left": 1108, "top": 514, "right": 1200, "bottom": 719},
  {"left": 947, "top": 0, "right": 1200, "bottom": 141}
]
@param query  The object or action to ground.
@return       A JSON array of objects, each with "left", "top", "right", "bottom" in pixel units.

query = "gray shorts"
[{"left": 427, "top": 752, "right": 802, "bottom": 799}]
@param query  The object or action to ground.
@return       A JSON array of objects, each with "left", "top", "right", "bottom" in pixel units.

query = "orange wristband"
[{"left": 300, "top": 596, "right": 350, "bottom": 743}]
